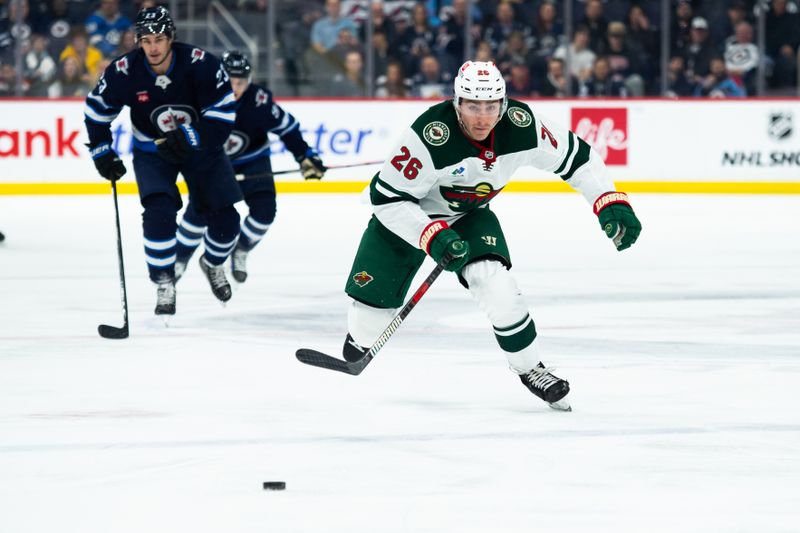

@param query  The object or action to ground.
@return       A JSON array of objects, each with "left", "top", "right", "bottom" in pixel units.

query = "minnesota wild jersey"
[{"left": 369, "top": 99, "right": 616, "bottom": 249}]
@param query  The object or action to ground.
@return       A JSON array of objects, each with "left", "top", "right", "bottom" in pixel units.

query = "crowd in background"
[{"left": 1, "top": 0, "right": 799, "bottom": 98}]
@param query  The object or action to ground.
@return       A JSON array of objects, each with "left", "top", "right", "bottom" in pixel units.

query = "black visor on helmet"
[
  {"left": 222, "top": 50, "right": 251, "bottom": 78},
  {"left": 135, "top": 6, "right": 176, "bottom": 41}
]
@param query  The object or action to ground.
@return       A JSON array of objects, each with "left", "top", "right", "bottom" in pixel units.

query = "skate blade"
[
  {"left": 160, "top": 315, "right": 171, "bottom": 327},
  {"left": 549, "top": 398, "right": 572, "bottom": 412}
]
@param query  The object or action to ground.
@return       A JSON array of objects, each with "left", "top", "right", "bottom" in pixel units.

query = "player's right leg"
[
  {"left": 343, "top": 216, "right": 427, "bottom": 361},
  {"left": 132, "top": 149, "right": 182, "bottom": 316}
]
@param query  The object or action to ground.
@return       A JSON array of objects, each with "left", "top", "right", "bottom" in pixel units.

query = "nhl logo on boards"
[
  {"left": 137, "top": 91, "right": 149, "bottom": 103},
  {"left": 507, "top": 107, "right": 532, "bottom": 128},
  {"left": 352, "top": 271, "right": 373, "bottom": 287},
  {"left": 423, "top": 121, "right": 450, "bottom": 146},
  {"left": 768, "top": 112, "right": 792, "bottom": 140}
]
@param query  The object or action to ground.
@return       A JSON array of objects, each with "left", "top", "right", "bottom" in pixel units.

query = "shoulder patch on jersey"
[
  {"left": 191, "top": 48, "right": 206, "bottom": 63},
  {"left": 507, "top": 106, "right": 532, "bottom": 128},
  {"left": 115, "top": 57, "right": 129, "bottom": 76},
  {"left": 255, "top": 88, "right": 269, "bottom": 107},
  {"left": 422, "top": 121, "right": 450, "bottom": 146}
]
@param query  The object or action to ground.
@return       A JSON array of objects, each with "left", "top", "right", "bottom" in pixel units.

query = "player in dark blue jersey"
[
  {"left": 173, "top": 50, "right": 326, "bottom": 283},
  {"left": 84, "top": 6, "right": 242, "bottom": 317}
]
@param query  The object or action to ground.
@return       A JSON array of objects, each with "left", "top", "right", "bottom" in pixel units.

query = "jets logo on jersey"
[
  {"left": 191, "top": 48, "right": 206, "bottom": 63},
  {"left": 352, "top": 271, "right": 373, "bottom": 287},
  {"left": 115, "top": 57, "right": 129, "bottom": 75},
  {"left": 507, "top": 107, "right": 532, "bottom": 128},
  {"left": 256, "top": 89, "right": 269, "bottom": 107},
  {"left": 423, "top": 121, "right": 449, "bottom": 146},
  {"left": 439, "top": 182, "right": 503, "bottom": 212},
  {"left": 150, "top": 105, "right": 197, "bottom": 133},
  {"left": 224, "top": 131, "right": 250, "bottom": 157}
]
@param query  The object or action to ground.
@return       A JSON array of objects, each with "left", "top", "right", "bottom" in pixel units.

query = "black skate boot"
[
  {"left": 154, "top": 279, "right": 176, "bottom": 316},
  {"left": 199, "top": 256, "right": 232, "bottom": 302},
  {"left": 342, "top": 333, "right": 369, "bottom": 362},
  {"left": 519, "top": 363, "right": 571, "bottom": 411},
  {"left": 231, "top": 245, "right": 248, "bottom": 283}
]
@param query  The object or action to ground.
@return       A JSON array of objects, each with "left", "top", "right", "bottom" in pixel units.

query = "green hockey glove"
[
  {"left": 419, "top": 221, "right": 470, "bottom": 272},
  {"left": 594, "top": 192, "right": 642, "bottom": 251}
]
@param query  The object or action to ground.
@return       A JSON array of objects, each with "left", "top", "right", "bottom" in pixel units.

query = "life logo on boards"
[
  {"left": 571, "top": 107, "right": 628, "bottom": 166},
  {"left": 423, "top": 121, "right": 449, "bottom": 146}
]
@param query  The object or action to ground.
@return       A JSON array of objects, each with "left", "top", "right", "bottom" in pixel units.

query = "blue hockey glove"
[
  {"left": 157, "top": 124, "right": 201, "bottom": 163},
  {"left": 295, "top": 149, "right": 326, "bottom": 180},
  {"left": 420, "top": 221, "right": 470, "bottom": 272},
  {"left": 89, "top": 142, "right": 127, "bottom": 181},
  {"left": 594, "top": 192, "right": 642, "bottom": 251}
]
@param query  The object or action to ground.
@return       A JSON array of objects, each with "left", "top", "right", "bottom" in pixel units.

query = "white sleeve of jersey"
[
  {"left": 372, "top": 129, "right": 439, "bottom": 249},
  {"left": 526, "top": 112, "right": 616, "bottom": 205}
]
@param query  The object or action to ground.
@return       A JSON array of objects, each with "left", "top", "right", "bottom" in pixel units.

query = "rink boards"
[{"left": 1, "top": 97, "right": 799, "bottom": 195}]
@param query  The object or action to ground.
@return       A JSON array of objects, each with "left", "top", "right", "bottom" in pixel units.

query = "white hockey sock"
[{"left": 347, "top": 300, "right": 397, "bottom": 348}]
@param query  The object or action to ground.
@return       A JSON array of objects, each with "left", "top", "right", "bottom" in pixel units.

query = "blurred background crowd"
[{"left": 0, "top": 0, "right": 798, "bottom": 98}]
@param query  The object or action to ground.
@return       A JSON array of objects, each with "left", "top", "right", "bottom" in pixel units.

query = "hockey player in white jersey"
[{"left": 342, "top": 61, "right": 642, "bottom": 410}]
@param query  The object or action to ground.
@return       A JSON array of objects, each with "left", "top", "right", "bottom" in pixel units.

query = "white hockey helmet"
[{"left": 453, "top": 60, "right": 507, "bottom": 114}]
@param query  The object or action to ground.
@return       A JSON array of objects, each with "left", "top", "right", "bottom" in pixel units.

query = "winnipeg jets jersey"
[
  {"left": 84, "top": 42, "right": 236, "bottom": 152},
  {"left": 370, "top": 99, "right": 616, "bottom": 248},
  {"left": 223, "top": 83, "right": 311, "bottom": 166}
]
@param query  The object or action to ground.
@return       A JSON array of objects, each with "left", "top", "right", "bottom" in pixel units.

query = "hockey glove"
[
  {"left": 420, "top": 221, "right": 470, "bottom": 272},
  {"left": 157, "top": 124, "right": 201, "bottom": 164},
  {"left": 296, "top": 149, "right": 327, "bottom": 180},
  {"left": 89, "top": 142, "right": 127, "bottom": 182},
  {"left": 594, "top": 191, "right": 642, "bottom": 251}
]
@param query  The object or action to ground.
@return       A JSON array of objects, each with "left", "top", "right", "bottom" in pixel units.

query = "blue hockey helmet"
[
  {"left": 135, "top": 6, "right": 176, "bottom": 41},
  {"left": 222, "top": 50, "right": 251, "bottom": 78}
]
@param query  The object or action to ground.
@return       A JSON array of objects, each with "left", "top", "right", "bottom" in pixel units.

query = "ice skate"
[
  {"left": 342, "top": 333, "right": 369, "bottom": 362},
  {"left": 231, "top": 245, "right": 249, "bottom": 283},
  {"left": 173, "top": 251, "right": 195, "bottom": 282},
  {"left": 199, "top": 256, "right": 232, "bottom": 302},
  {"left": 154, "top": 279, "right": 176, "bottom": 318},
  {"left": 519, "top": 363, "right": 571, "bottom": 411}
]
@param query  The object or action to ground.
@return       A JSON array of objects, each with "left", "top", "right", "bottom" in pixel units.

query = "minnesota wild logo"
[
  {"left": 439, "top": 182, "right": 503, "bottom": 212},
  {"left": 507, "top": 107, "right": 532, "bottom": 128},
  {"left": 352, "top": 271, "right": 373, "bottom": 287},
  {"left": 423, "top": 121, "right": 450, "bottom": 146}
]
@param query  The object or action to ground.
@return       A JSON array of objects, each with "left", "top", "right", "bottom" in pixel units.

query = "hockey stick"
[
  {"left": 98, "top": 180, "right": 130, "bottom": 339},
  {"left": 295, "top": 259, "right": 448, "bottom": 375},
  {"left": 235, "top": 160, "right": 383, "bottom": 181}
]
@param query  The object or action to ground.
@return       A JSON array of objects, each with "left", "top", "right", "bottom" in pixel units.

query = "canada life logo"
[{"left": 571, "top": 108, "right": 628, "bottom": 165}]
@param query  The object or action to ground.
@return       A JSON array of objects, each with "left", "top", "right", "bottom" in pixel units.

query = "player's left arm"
[
  {"left": 192, "top": 51, "right": 237, "bottom": 149},
  {"left": 527, "top": 113, "right": 642, "bottom": 251},
  {"left": 266, "top": 97, "right": 325, "bottom": 180}
]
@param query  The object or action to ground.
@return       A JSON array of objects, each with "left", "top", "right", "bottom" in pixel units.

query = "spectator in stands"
[
  {"left": 43, "top": 0, "right": 74, "bottom": 59},
  {"left": 473, "top": 39, "right": 493, "bottom": 62},
  {"left": 411, "top": 53, "right": 451, "bottom": 97},
  {"left": 579, "top": 56, "right": 628, "bottom": 97},
  {"left": 59, "top": 25, "right": 102, "bottom": 79},
  {"left": 528, "top": 0, "right": 563, "bottom": 79},
  {"left": 483, "top": 1, "right": 530, "bottom": 56},
  {"left": 724, "top": 21, "right": 759, "bottom": 95},
  {"left": 665, "top": 55, "right": 696, "bottom": 97},
  {"left": 670, "top": 0, "right": 693, "bottom": 56},
  {"left": 393, "top": 2, "right": 436, "bottom": 77},
  {"left": 311, "top": 0, "right": 358, "bottom": 55},
  {"left": 626, "top": 4, "right": 658, "bottom": 66},
  {"left": 24, "top": 33, "right": 56, "bottom": 96},
  {"left": 329, "top": 26, "right": 362, "bottom": 65},
  {"left": 0, "top": 62, "right": 16, "bottom": 95},
  {"left": 537, "top": 56, "right": 578, "bottom": 97},
  {"left": 505, "top": 60, "right": 534, "bottom": 97},
  {"left": 684, "top": 17, "right": 716, "bottom": 80},
  {"left": 329, "top": 49, "right": 366, "bottom": 96},
  {"left": 84, "top": 0, "right": 131, "bottom": 57},
  {"left": 553, "top": 25, "right": 596, "bottom": 82},
  {"left": 51, "top": 55, "right": 89, "bottom": 96},
  {"left": 694, "top": 56, "right": 746, "bottom": 97},
  {"left": 358, "top": 1, "right": 395, "bottom": 46},
  {"left": 714, "top": 0, "right": 750, "bottom": 48},
  {"left": 114, "top": 28, "right": 135, "bottom": 57},
  {"left": 579, "top": 0, "right": 608, "bottom": 53},
  {"left": 765, "top": 0, "right": 799, "bottom": 89},
  {"left": 1, "top": 0, "right": 31, "bottom": 65},
  {"left": 375, "top": 59, "right": 411, "bottom": 98},
  {"left": 495, "top": 30, "right": 529, "bottom": 77},
  {"left": 602, "top": 21, "right": 646, "bottom": 95},
  {"left": 436, "top": 0, "right": 481, "bottom": 72}
]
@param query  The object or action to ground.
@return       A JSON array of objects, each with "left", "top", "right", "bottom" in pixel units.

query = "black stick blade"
[
  {"left": 98, "top": 324, "right": 129, "bottom": 339},
  {"left": 295, "top": 349, "right": 369, "bottom": 376}
]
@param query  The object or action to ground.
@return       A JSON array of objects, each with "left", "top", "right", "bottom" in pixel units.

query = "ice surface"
[{"left": 1, "top": 193, "right": 799, "bottom": 533}]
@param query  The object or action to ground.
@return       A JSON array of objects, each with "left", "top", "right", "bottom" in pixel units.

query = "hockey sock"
[
  {"left": 141, "top": 193, "right": 178, "bottom": 282},
  {"left": 238, "top": 191, "right": 276, "bottom": 252},
  {"left": 202, "top": 205, "right": 240, "bottom": 266},
  {"left": 175, "top": 203, "right": 207, "bottom": 262},
  {"left": 347, "top": 299, "right": 397, "bottom": 348},
  {"left": 462, "top": 259, "right": 540, "bottom": 373}
]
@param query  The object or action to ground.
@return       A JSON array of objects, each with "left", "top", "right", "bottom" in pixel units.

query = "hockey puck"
[{"left": 262, "top": 481, "right": 286, "bottom": 491}]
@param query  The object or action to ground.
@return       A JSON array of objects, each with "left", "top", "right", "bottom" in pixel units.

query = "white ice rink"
[{"left": 1, "top": 191, "right": 799, "bottom": 533}]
